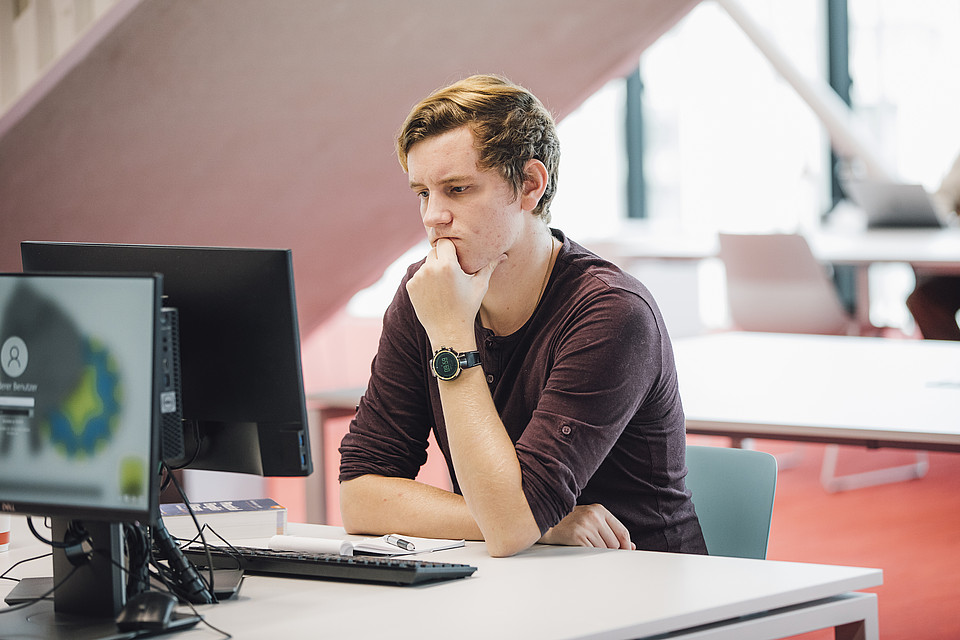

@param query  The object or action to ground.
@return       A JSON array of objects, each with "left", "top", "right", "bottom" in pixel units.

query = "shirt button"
[
  {"left": 561, "top": 425, "right": 572, "bottom": 435},
  {"left": 486, "top": 374, "right": 495, "bottom": 384}
]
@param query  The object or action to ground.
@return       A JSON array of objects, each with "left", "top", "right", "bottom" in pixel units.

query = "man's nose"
[{"left": 422, "top": 195, "right": 452, "bottom": 227}]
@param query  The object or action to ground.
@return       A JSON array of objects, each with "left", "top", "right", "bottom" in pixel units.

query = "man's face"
[{"left": 406, "top": 126, "right": 525, "bottom": 275}]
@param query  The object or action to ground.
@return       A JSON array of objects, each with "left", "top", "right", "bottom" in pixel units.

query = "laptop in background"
[{"left": 843, "top": 179, "right": 947, "bottom": 228}]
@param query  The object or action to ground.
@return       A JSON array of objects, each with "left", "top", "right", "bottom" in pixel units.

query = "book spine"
[{"left": 161, "top": 499, "right": 287, "bottom": 540}]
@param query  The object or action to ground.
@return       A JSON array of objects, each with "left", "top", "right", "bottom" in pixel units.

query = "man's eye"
[
  {"left": 417, "top": 190, "right": 429, "bottom": 199},
  {"left": 450, "top": 186, "right": 467, "bottom": 194}
]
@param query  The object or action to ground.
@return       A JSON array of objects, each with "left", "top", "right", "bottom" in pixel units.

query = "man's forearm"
[
  {"left": 437, "top": 367, "right": 543, "bottom": 557},
  {"left": 339, "top": 474, "right": 483, "bottom": 540}
]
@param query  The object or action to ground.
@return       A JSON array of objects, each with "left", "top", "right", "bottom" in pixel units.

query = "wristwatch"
[{"left": 431, "top": 347, "right": 482, "bottom": 381}]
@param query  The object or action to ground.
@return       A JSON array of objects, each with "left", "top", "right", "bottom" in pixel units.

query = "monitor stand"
[
  {"left": 0, "top": 598, "right": 202, "bottom": 640},
  {"left": 0, "top": 518, "right": 204, "bottom": 639},
  {"left": 5, "top": 569, "right": 243, "bottom": 606}
]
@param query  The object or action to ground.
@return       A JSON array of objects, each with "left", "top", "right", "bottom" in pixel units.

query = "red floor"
[{"left": 750, "top": 440, "right": 960, "bottom": 639}]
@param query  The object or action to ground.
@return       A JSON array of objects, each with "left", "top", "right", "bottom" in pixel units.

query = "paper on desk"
[
  {"left": 268, "top": 534, "right": 464, "bottom": 557},
  {"left": 269, "top": 535, "right": 354, "bottom": 556}
]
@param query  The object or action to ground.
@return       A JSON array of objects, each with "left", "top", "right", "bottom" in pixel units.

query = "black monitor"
[
  {"left": 20, "top": 242, "right": 313, "bottom": 478},
  {"left": 0, "top": 272, "right": 164, "bottom": 629}
]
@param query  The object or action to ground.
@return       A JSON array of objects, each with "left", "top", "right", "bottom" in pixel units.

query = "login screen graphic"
[{"left": 0, "top": 282, "right": 121, "bottom": 458}]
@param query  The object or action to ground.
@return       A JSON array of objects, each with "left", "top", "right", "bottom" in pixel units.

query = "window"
[
  {"left": 848, "top": 0, "right": 960, "bottom": 185},
  {"left": 553, "top": 1, "right": 827, "bottom": 237}
]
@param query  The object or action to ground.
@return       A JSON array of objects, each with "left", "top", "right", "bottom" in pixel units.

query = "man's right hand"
[{"left": 405, "top": 237, "right": 505, "bottom": 349}]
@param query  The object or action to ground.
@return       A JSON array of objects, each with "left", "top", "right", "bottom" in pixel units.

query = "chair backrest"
[
  {"left": 718, "top": 233, "right": 852, "bottom": 335},
  {"left": 685, "top": 445, "right": 777, "bottom": 560}
]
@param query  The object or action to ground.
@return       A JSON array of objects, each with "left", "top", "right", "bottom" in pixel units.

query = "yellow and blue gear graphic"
[{"left": 45, "top": 338, "right": 123, "bottom": 458}]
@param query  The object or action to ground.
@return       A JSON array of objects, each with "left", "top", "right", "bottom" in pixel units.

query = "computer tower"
[{"left": 159, "top": 307, "right": 185, "bottom": 464}]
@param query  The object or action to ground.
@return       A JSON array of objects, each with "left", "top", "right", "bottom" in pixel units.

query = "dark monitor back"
[{"left": 21, "top": 242, "right": 312, "bottom": 477}]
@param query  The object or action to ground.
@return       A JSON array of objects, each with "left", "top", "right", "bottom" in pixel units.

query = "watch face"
[{"left": 433, "top": 350, "right": 460, "bottom": 381}]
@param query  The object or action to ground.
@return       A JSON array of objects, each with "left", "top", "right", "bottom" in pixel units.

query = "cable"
[
  {"left": 161, "top": 461, "right": 219, "bottom": 595},
  {"left": 150, "top": 462, "right": 238, "bottom": 638},
  {"left": 152, "top": 462, "right": 218, "bottom": 604},
  {"left": 25, "top": 517, "right": 93, "bottom": 566},
  {"left": 0, "top": 551, "right": 53, "bottom": 584},
  {"left": 151, "top": 517, "right": 213, "bottom": 604},
  {"left": 124, "top": 522, "right": 151, "bottom": 599},
  {"left": 0, "top": 558, "right": 78, "bottom": 615},
  {"left": 11, "top": 518, "right": 231, "bottom": 637},
  {"left": 26, "top": 517, "right": 68, "bottom": 548}
]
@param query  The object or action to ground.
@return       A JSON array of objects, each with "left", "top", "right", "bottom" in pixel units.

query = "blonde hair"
[{"left": 397, "top": 75, "right": 560, "bottom": 221}]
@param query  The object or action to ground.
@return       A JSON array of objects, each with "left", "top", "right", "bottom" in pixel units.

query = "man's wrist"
[{"left": 431, "top": 346, "right": 482, "bottom": 381}]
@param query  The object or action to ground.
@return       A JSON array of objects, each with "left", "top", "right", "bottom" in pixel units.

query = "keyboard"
[{"left": 182, "top": 545, "right": 477, "bottom": 586}]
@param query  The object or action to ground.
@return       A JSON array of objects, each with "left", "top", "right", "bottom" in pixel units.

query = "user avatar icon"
[{"left": 1, "top": 336, "right": 28, "bottom": 378}]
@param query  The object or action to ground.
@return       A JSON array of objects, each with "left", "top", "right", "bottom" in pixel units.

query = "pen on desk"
[{"left": 384, "top": 534, "right": 416, "bottom": 551}]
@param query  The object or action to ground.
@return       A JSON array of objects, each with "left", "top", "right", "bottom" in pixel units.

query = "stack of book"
[{"left": 161, "top": 498, "right": 287, "bottom": 541}]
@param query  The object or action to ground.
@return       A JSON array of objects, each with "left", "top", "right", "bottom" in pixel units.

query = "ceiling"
[{"left": 0, "top": 0, "right": 699, "bottom": 334}]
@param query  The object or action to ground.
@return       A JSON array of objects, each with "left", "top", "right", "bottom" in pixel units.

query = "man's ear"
[{"left": 520, "top": 159, "right": 549, "bottom": 213}]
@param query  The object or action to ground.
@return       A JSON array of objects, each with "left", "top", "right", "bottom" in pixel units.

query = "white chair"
[
  {"left": 718, "top": 233, "right": 855, "bottom": 335},
  {"left": 717, "top": 233, "right": 928, "bottom": 491}
]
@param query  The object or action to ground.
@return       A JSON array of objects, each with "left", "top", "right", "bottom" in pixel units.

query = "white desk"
[
  {"left": 674, "top": 332, "right": 960, "bottom": 452},
  {"left": 591, "top": 224, "right": 960, "bottom": 273},
  {"left": 593, "top": 224, "right": 960, "bottom": 328},
  {"left": 809, "top": 227, "right": 960, "bottom": 327},
  {"left": 586, "top": 224, "right": 960, "bottom": 273},
  {"left": 808, "top": 226, "right": 960, "bottom": 274},
  {"left": 0, "top": 519, "right": 882, "bottom": 639}
]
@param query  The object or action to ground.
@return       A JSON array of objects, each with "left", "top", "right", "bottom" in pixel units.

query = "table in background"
[
  {"left": 809, "top": 226, "right": 960, "bottom": 327},
  {"left": 591, "top": 223, "right": 960, "bottom": 328},
  {"left": 0, "top": 519, "right": 883, "bottom": 639},
  {"left": 591, "top": 221, "right": 960, "bottom": 272},
  {"left": 674, "top": 332, "right": 960, "bottom": 452}
]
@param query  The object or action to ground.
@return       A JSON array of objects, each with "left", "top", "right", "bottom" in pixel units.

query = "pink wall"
[{"left": 268, "top": 309, "right": 451, "bottom": 524}]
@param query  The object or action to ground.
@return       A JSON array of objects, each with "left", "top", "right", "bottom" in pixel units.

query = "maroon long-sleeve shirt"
[{"left": 339, "top": 230, "right": 706, "bottom": 553}]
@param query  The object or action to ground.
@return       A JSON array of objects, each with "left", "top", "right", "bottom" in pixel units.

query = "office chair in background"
[
  {"left": 718, "top": 232, "right": 856, "bottom": 336},
  {"left": 716, "top": 233, "right": 929, "bottom": 492},
  {"left": 684, "top": 445, "right": 777, "bottom": 560}
]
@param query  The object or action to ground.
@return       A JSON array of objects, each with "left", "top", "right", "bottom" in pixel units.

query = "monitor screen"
[
  {"left": 0, "top": 272, "right": 162, "bottom": 524},
  {"left": 0, "top": 272, "right": 169, "bottom": 627},
  {"left": 20, "top": 242, "right": 313, "bottom": 478}
]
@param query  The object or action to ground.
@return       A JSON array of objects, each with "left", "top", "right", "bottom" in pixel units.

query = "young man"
[{"left": 339, "top": 75, "right": 706, "bottom": 557}]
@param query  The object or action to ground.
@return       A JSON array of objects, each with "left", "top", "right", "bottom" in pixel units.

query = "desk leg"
[
  {"left": 835, "top": 620, "right": 867, "bottom": 640},
  {"left": 304, "top": 407, "right": 358, "bottom": 524},
  {"left": 834, "top": 593, "right": 878, "bottom": 640},
  {"left": 854, "top": 264, "right": 875, "bottom": 333},
  {"left": 304, "top": 408, "right": 325, "bottom": 524},
  {"left": 820, "top": 445, "right": 929, "bottom": 492}
]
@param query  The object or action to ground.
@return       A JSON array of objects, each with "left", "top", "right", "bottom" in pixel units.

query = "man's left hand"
[{"left": 539, "top": 504, "right": 635, "bottom": 550}]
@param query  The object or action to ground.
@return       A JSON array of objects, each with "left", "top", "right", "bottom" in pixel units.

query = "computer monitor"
[
  {"left": 20, "top": 242, "right": 313, "bottom": 478},
  {"left": 0, "top": 272, "right": 164, "bottom": 626}
]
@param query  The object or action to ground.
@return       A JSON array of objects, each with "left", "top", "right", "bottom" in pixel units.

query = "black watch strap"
[{"left": 431, "top": 347, "right": 482, "bottom": 381}]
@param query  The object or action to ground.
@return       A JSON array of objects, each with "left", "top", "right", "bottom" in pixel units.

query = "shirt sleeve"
[
  {"left": 338, "top": 266, "right": 434, "bottom": 482},
  {"left": 514, "top": 286, "right": 672, "bottom": 534}
]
